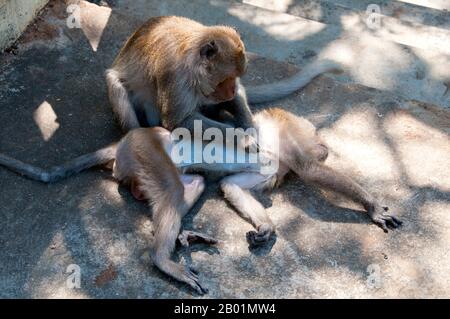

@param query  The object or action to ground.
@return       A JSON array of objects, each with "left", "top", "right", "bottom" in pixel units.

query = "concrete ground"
[{"left": 0, "top": 0, "right": 449, "bottom": 298}]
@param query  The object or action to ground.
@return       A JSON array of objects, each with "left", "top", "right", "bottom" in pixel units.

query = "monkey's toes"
[
  {"left": 183, "top": 267, "right": 208, "bottom": 295},
  {"left": 371, "top": 212, "right": 403, "bottom": 233},
  {"left": 178, "top": 230, "right": 218, "bottom": 247}
]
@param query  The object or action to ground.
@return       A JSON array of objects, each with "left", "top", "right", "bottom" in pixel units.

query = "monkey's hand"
[
  {"left": 369, "top": 206, "right": 402, "bottom": 233},
  {"left": 178, "top": 230, "right": 218, "bottom": 247},
  {"left": 246, "top": 223, "right": 275, "bottom": 247}
]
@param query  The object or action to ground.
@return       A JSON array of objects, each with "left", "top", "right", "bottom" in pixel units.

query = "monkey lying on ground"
[
  {"left": 0, "top": 108, "right": 402, "bottom": 294},
  {"left": 106, "top": 15, "right": 339, "bottom": 148}
]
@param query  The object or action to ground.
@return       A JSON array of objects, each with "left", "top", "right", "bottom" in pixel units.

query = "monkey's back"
[{"left": 114, "top": 16, "right": 205, "bottom": 69}]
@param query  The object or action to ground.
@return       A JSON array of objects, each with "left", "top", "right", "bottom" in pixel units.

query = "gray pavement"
[{"left": 0, "top": 0, "right": 449, "bottom": 298}]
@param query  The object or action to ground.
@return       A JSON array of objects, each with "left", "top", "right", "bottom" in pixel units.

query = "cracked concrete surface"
[{"left": 0, "top": 0, "right": 449, "bottom": 298}]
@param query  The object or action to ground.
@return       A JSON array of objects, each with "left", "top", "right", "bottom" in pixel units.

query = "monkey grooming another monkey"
[
  {"left": 0, "top": 108, "right": 401, "bottom": 294},
  {"left": 106, "top": 16, "right": 339, "bottom": 147}
]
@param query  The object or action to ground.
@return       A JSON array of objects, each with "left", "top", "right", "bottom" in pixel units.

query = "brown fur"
[
  {"left": 111, "top": 107, "right": 401, "bottom": 293},
  {"left": 107, "top": 16, "right": 251, "bottom": 135},
  {"left": 113, "top": 127, "right": 210, "bottom": 294},
  {"left": 0, "top": 107, "right": 402, "bottom": 294}
]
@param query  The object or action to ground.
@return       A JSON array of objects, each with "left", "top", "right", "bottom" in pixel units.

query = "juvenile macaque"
[
  {"left": 0, "top": 108, "right": 401, "bottom": 294},
  {"left": 106, "top": 15, "right": 339, "bottom": 148}
]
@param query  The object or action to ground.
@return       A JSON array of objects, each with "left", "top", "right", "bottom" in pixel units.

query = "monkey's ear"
[{"left": 200, "top": 40, "right": 218, "bottom": 59}]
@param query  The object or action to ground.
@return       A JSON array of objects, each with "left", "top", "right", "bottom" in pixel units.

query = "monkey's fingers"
[
  {"left": 178, "top": 230, "right": 218, "bottom": 247},
  {"left": 246, "top": 229, "right": 271, "bottom": 247},
  {"left": 382, "top": 214, "right": 402, "bottom": 229},
  {"left": 371, "top": 216, "right": 389, "bottom": 233},
  {"left": 379, "top": 207, "right": 402, "bottom": 227}
]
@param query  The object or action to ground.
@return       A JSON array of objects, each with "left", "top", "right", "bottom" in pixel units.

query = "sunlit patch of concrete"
[
  {"left": 27, "top": 232, "right": 88, "bottom": 299},
  {"left": 106, "top": 238, "right": 133, "bottom": 265},
  {"left": 339, "top": 14, "right": 412, "bottom": 90},
  {"left": 419, "top": 201, "right": 450, "bottom": 231},
  {"left": 412, "top": 48, "right": 450, "bottom": 83},
  {"left": 359, "top": 226, "right": 388, "bottom": 252},
  {"left": 383, "top": 111, "right": 450, "bottom": 191},
  {"left": 244, "top": 0, "right": 323, "bottom": 22},
  {"left": 79, "top": 1, "right": 112, "bottom": 52},
  {"left": 320, "top": 107, "right": 400, "bottom": 181},
  {"left": 308, "top": 267, "right": 367, "bottom": 298},
  {"left": 134, "top": 215, "right": 154, "bottom": 241},
  {"left": 221, "top": 222, "right": 255, "bottom": 256},
  {"left": 385, "top": 227, "right": 450, "bottom": 297},
  {"left": 33, "top": 101, "right": 60, "bottom": 141},
  {"left": 244, "top": 0, "right": 294, "bottom": 13},
  {"left": 32, "top": 285, "right": 88, "bottom": 299},
  {"left": 378, "top": 15, "right": 450, "bottom": 55},
  {"left": 96, "top": 179, "right": 125, "bottom": 206},
  {"left": 383, "top": 256, "right": 426, "bottom": 298},
  {"left": 316, "top": 9, "right": 450, "bottom": 107},
  {"left": 228, "top": 4, "right": 325, "bottom": 41},
  {"left": 398, "top": 0, "right": 450, "bottom": 10}
]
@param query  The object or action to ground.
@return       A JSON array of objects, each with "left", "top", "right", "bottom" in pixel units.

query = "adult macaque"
[
  {"left": 0, "top": 108, "right": 401, "bottom": 294},
  {"left": 106, "top": 15, "right": 339, "bottom": 148}
]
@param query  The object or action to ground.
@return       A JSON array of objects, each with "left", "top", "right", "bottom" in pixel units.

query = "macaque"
[
  {"left": 0, "top": 108, "right": 401, "bottom": 294},
  {"left": 106, "top": 15, "right": 339, "bottom": 148}
]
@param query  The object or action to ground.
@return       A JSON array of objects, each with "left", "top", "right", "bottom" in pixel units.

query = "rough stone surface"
[
  {"left": 0, "top": 0, "right": 49, "bottom": 50},
  {"left": 0, "top": 0, "right": 449, "bottom": 298}
]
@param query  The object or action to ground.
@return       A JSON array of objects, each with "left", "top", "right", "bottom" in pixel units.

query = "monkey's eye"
[{"left": 200, "top": 40, "right": 218, "bottom": 59}]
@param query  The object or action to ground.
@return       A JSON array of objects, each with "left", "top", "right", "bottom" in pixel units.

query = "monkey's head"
[{"left": 197, "top": 26, "right": 247, "bottom": 102}]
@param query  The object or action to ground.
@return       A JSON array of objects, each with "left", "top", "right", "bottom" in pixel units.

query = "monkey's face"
[{"left": 199, "top": 27, "right": 248, "bottom": 102}]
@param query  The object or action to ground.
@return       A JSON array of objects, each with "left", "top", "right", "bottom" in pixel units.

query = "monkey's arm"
[
  {"left": 226, "top": 82, "right": 255, "bottom": 129},
  {"left": 106, "top": 69, "right": 140, "bottom": 132},
  {"left": 220, "top": 173, "right": 275, "bottom": 246},
  {"left": 0, "top": 144, "right": 116, "bottom": 183},
  {"left": 204, "top": 84, "right": 254, "bottom": 129}
]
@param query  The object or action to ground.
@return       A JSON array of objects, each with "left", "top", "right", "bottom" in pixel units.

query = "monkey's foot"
[
  {"left": 154, "top": 258, "right": 209, "bottom": 295},
  {"left": 181, "top": 265, "right": 209, "bottom": 295},
  {"left": 178, "top": 230, "right": 218, "bottom": 247},
  {"left": 369, "top": 206, "right": 403, "bottom": 233},
  {"left": 246, "top": 223, "right": 274, "bottom": 247}
]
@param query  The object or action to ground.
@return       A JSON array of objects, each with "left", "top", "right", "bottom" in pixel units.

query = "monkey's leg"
[
  {"left": 220, "top": 173, "right": 275, "bottom": 246},
  {"left": 292, "top": 161, "right": 402, "bottom": 232},
  {"left": 310, "top": 143, "right": 329, "bottom": 162},
  {"left": 150, "top": 203, "right": 208, "bottom": 294},
  {"left": 137, "top": 162, "right": 209, "bottom": 293},
  {"left": 177, "top": 174, "right": 218, "bottom": 247},
  {"left": 105, "top": 69, "right": 140, "bottom": 132}
]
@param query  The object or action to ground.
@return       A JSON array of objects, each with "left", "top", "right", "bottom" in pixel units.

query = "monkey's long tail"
[
  {"left": 0, "top": 143, "right": 117, "bottom": 183},
  {"left": 246, "top": 59, "right": 341, "bottom": 104}
]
